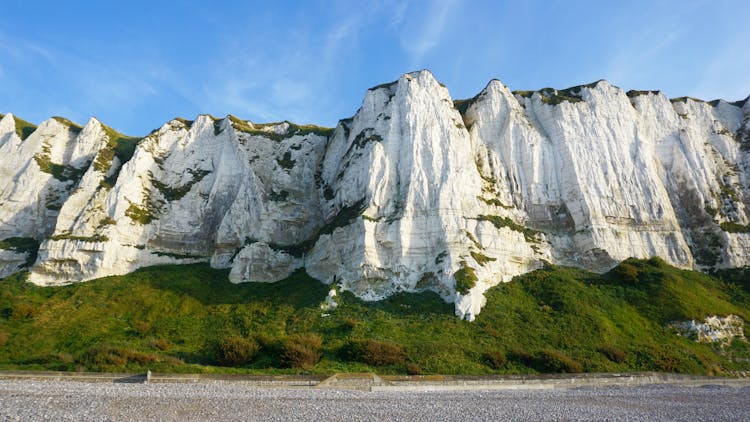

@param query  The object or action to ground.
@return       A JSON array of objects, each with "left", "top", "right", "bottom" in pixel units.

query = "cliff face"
[{"left": 1, "top": 71, "right": 748, "bottom": 319}]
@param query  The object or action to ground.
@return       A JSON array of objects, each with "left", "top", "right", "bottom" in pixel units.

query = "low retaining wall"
[
  {"left": 376, "top": 372, "right": 750, "bottom": 391},
  {"left": 0, "top": 370, "right": 748, "bottom": 391}
]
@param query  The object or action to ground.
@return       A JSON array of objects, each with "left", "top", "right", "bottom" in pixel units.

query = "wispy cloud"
[
  {"left": 604, "top": 30, "right": 681, "bottom": 86},
  {"left": 192, "top": 9, "right": 371, "bottom": 125},
  {"left": 691, "top": 36, "right": 750, "bottom": 101},
  {"left": 0, "top": 30, "right": 167, "bottom": 126},
  {"left": 398, "top": 0, "right": 458, "bottom": 66}
]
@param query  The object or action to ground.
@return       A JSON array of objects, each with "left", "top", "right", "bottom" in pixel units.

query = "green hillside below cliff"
[{"left": 1, "top": 258, "right": 748, "bottom": 375}]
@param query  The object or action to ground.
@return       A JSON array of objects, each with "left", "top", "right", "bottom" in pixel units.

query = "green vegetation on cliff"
[{"left": 0, "top": 258, "right": 748, "bottom": 375}]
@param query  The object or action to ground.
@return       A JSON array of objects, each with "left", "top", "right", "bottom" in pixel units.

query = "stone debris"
[{"left": 669, "top": 314, "right": 746, "bottom": 344}]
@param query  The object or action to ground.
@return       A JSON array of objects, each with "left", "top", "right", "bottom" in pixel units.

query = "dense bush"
[
  {"left": 0, "top": 260, "right": 748, "bottom": 375},
  {"left": 215, "top": 336, "right": 260, "bottom": 366},
  {"left": 484, "top": 350, "right": 508, "bottom": 369},
  {"left": 0, "top": 330, "right": 7, "bottom": 346},
  {"left": 608, "top": 262, "right": 639, "bottom": 284},
  {"left": 341, "top": 339, "right": 407, "bottom": 366},
  {"left": 81, "top": 345, "right": 158, "bottom": 369},
  {"left": 405, "top": 362, "right": 423, "bottom": 375},
  {"left": 281, "top": 334, "right": 323, "bottom": 370},
  {"left": 510, "top": 349, "right": 582, "bottom": 373},
  {"left": 598, "top": 344, "right": 626, "bottom": 363},
  {"left": 151, "top": 338, "right": 171, "bottom": 351},
  {"left": 534, "top": 350, "right": 583, "bottom": 373}
]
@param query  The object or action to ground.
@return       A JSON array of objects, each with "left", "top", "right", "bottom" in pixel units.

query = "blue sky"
[{"left": 1, "top": 0, "right": 749, "bottom": 135}]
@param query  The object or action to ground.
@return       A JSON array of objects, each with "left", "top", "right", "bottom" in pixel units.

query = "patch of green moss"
[
  {"left": 93, "top": 124, "right": 140, "bottom": 174},
  {"left": 538, "top": 87, "right": 584, "bottom": 106},
  {"left": 454, "top": 261, "right": 478, "bottom": 295},
  {"left": 51, "top": 117, "right": 83, "bottom": 134},
  {"left": 464, "top": 231, "right": 482, "bottom": 250},
  {"left": 626, "top": 90, "right": 660, "bottom": 98},
  {"left": 276, "top": 151, "right": 296, "bottom": 170},
  {"left": 268, "top": 190, "right": 289, "bottom": 201},
  {"left": 367, "top": 80, "right": 398, "bottom": 92},
  {"left": 228, "top": 115, "right": 254, "bottom": 133},
  {"left": 50, "top": 234, "right": 109, "bottom": 242},
  {"left": 670, "top": 96, "right": 705, "bottom": 104},
  {"left": 173, "top": 118, "right": 194, "bottom": 129},
  {"left": 471, "top": 251, "right": 496, "bottom": 266},
  {"left": 11, "top": 115, "right": 37, "bottom": 140},
  {"left": 512, "top": 90, "right": 535, "bottom": 98},
  {"left": 476, "top": 215, "right": 541, "bottom": 242},
  {"left": 33, "top": 144, "right": 86, "bottom": 183},
  {"left": 720, "top": 222, "right": 750, "bottom": 233},
  {"left": 352, "top": 129, "right": 383, "bottom": 148},
  {"left": 231, "top": 116, "right": 334, "bottom": 141},
  {"left": 477, "top": 196, "right": 512, "bottom": 208},
  {"left": 125, "top": 201, "right": 159, "bottom": 225},
  {"left": 151, "top": 251, "right": 205, "bottom": 260},
  {"left": 151, "top": 169, "right": 211, "bottom": 202},
  {"left": 719, "top": 183, "right": 739, "bottom": 202}
]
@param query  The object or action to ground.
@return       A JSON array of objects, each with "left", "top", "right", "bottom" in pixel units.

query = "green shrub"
[
  {"left": 720, "top": 222, "right": 750, "bottom": 233},
  {"left": 81, "top": 345, "right": 157, "bottom": 369},
  {"left": 130, "top": 320, "right": 152, "bottom": 336},
  {"left": 253, "top": 332, "right": 278, "bottom": 350},
  {"left": 598, "top": 344, "right": 626, "bottom": 363},
  {"left": 342, "top": 317, "right": 359, "bottom": 330},
  {"left": 534, "top": 350, "right": 583, "bottom": 373},
  {"left": 406, "top": 362, "right": 423, "bottom": 375},
  {"left": 0, "top": 259, "right": 748, "bottom": 375},
  {"left": 215, "top": 336, "right": 260, "bottom": 366},
  {"left": 11, "top": 303, "right": 38, "bottom": 320},
  {"left": 484, "top": 350, "right": 508, "bottom": 369},
  {"left": 609, "top": 262, "right": 640, "bottom": 284},
  {"left": 0, "top": 330, "right": 8, "bottom": 346},
  {"left": 510, "top": 349, "right": 582, "bottom": 373},
  {"left": 151, "top": 338, "right": 171, "bottom": 351},
  {"left": 341, "top": 339, "right": 407, "bottom": 366},
  {"left": 281, "top": 334, "right": 322, "bottom": 369},
  {"left": 509, "top": 349, "right": 534, "bottom": 366}
]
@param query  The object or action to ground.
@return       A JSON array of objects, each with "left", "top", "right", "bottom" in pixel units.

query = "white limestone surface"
[{"left": 0, "top": 70, "right": 747, "bottom": 319}]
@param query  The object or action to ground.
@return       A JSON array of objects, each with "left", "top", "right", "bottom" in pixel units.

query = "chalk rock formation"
[{"left": 0, "top": 71, "right": 748, "bottom": 319}]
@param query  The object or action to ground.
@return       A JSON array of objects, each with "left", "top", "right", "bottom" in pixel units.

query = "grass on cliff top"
[
  {"left": 11, "top": 115, "right": 37, "bottom": 141},
  {"left": 0, "top": 258, "right": 748, "bottom": 376}
]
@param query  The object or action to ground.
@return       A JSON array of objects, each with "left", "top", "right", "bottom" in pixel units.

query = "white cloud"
[
  {"left": 194, "top": 10, "right": 370, "bottom": 125},
  {"left": 399, "top": 0, "right": 458, "bottom": 65}
]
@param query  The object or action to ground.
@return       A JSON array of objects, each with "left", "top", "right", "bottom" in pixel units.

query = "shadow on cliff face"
[
  {"left": 0, "top": 173, "right": 78, "bottom": 276},
  {"left": 668, "top": 180, "right": 726, "bottom": 267}
]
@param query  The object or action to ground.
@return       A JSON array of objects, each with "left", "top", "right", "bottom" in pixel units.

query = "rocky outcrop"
[
  {"left": 669, "top": 315, "right": 745, "bottom": 344},
  {"left": 1, "top": 71, "right": 748, "bottom": 319}
]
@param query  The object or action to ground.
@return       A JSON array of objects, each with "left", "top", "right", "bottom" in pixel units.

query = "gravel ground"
[{"left": 0, "top": 380, "right": 748, "bottom": 421}]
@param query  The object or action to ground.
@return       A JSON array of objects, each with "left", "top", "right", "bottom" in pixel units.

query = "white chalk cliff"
[{"left": 1, "top": 71, "right": 749, "bottom": 319}]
